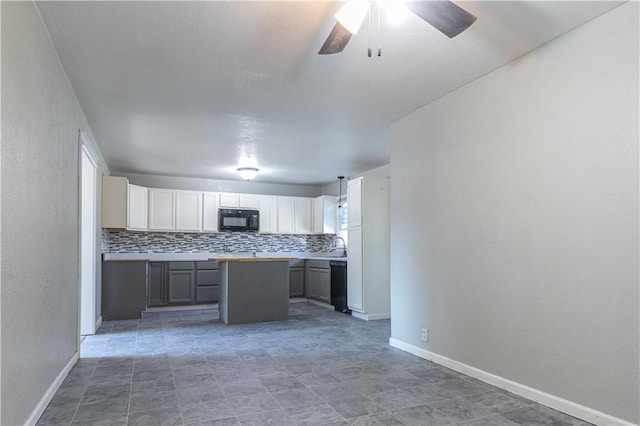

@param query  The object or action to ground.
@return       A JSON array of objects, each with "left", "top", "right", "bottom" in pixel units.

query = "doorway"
[{"left": 80, "top": 132, "right": 98, "bottom": 336}]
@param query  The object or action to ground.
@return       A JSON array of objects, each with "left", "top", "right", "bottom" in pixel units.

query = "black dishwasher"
[{"left": 330, "top": 261, "right": 349, "bottom": 312}]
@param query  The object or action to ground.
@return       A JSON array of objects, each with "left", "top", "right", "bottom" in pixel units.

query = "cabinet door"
[
  {"left": 127, "top": 184, "right": 148, "bottom": 230},
  {"left": 148, "top": 262, "right": 166, "bottom": 307},
  {"left": 103, "top": 176, "right": 128, "bottom": 229},
  {"left": 277, "top": 197, "right": 295, "bottom": 234},
  {"left": 316, "top": 268, "right": 331, "bottom": 304},
  {"left": 289, "top": 268, "right": 305, "bottom": 297},
  {"left": 238, "top": 194, "right": 260, "bottom": 209},
  {"left": 175, "top": 191, "right": 202, "bottom": 231},
  {"left": 220, "top": 193, "right": 239, "bottom": 207},
  {"left": 294, "top": 197, "right": 312, "bottom": 234},
  {"left": 102, "top": 261, "right": 147, "bottom": 320},
  {"left": 347, "top": 178, "right": 362, "bottom": 228},
  {"left": 168, "top": 270, "right": 195, "bottom": 304},
  {"left": 148, "top": 189, "right": 175, "bottom": 230},
  {"left": 305, "top": 266, "right": 317, "bottom": 299},
  {"left": 202, "top": 192, "right": 219, "bottom": 232},
  {"left": 347, "top": 228, "right": 363, "bottom": 311},
  {"left": 258, "top": 196, "right": 275, "bottom": 233},
  {"left": 313, "top": 196, "right": 337, "bottom": 234}
]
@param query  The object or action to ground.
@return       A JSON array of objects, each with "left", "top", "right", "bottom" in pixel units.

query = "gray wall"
[
  {"left": 389, "top": 3, "right": 638, "bottom": 424},
  {"left": 1, "top": 2, "right": 107, "bottom": 423},
  {"left": 120, "top": 172, "right": 324, "bottom": 197}
]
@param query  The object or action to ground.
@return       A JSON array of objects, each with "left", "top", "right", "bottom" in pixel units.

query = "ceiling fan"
[{"left": 318, "top": 0, "right": 477, "bottom": 55}]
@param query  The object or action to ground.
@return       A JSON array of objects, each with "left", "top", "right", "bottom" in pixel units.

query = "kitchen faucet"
[{"left": 332, "top": 237, "right": 347, "bottom": 257}]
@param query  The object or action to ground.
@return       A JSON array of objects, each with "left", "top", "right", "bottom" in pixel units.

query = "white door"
[
  {"left": 80, "top": 142, "right": 97, "bottom": 335},
  {"left": 347, "top": 227, "right": 363, "bottom": 312}
]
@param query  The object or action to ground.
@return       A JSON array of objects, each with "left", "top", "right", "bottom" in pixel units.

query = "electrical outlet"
[{"left": 421, "top": 328, "right": 428, "bottom": 342}]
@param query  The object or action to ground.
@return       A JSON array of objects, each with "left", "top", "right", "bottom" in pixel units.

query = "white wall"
[
  {"left": 390, "top": 3, "right": 638, "bottom": 424},
  {"left": 1, "top": 2, "right": 107, "bottom": 423},
  {"left": 120, "top": 172, "right": 323, "bottom": 197}
]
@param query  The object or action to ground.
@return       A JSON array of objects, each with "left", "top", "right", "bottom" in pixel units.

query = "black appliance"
[
  {"left": 330, "top": 261, "right": 349, "bottom": 313},
  {"left": 218, "top": 209, "right": 259, "bottom": 232}
]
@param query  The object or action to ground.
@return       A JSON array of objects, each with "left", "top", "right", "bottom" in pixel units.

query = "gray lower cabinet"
[
  {"left": 168, "top": 269, "right": 195, "bottom": 304},
  {"left": 289, "top": 260, "right": 305, "bottom": 297},
  {"left": 196, "top": 261, "right": 219, "bottom": 303},
  {"left": 102, "top": 261, "right": 147, "bottom": 320},
  {"left": 148, "top": 262, "right": 166, "bottom": 307},
  {"left": 148, "top": 261, "right": 219, "bottom": 306},
  {"left": 305, "top": 260, "right": 330, "bottom": 303}
]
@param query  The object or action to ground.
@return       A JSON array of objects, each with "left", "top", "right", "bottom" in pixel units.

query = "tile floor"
[{"left": 38, "top": 302, "right": 592, "bottom": 426}]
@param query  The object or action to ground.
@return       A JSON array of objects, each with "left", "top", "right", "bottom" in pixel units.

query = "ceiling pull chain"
[
  {"left": 377, "top": 1, "right": 381, "bottom": 57},
  {"left": 367, "top": 1, "right": 372, "bottom": 57}
]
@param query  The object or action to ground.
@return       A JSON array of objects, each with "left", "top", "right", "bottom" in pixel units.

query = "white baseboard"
[
  {"left": 94, "top": 316, "right": 102, "bottom": 331},
  {"left": 389, "top": 338, "right": 635, "bottom": 426},
  {"left": 25, "top": 352, "right": 79, "bottom": 426},
  {"left": 352, "top": 311, "right": 390, "bottom": 321}
]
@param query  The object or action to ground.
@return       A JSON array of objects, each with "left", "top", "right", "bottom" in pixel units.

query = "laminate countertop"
[
  {"left": 212, "top": 257, "right": 297, "bottom": 263},
  {"left": 103, "top": 252, "right": 347, "bottom": 262}
]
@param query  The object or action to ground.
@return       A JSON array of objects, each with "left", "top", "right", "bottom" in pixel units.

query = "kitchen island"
[{"left": 214, "top": 257, "right": 295, "bottom": 325}]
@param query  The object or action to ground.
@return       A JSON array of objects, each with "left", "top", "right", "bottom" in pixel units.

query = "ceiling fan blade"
[
  {"left": 406, "top": 0, "right": 477, "bottom": 38},
  {"left": 318, "top": 22, "right": 353, "bottom": 55}
]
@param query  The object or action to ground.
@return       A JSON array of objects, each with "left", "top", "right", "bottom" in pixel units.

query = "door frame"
[{"left": 79, "top": 130, "right": 99, "bottom": 338}]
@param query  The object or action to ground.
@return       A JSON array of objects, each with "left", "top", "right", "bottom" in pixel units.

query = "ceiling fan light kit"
[
  {"left": 335, "top": 0, "right": 369, "bottom": 34},
  {"left": 318, "top": 0, "right": 477, "bottom": 56}
]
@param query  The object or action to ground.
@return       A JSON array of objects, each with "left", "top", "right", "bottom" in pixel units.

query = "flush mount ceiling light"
[{"left": 237, "top": 167, "right": 259, "bottom": 181}]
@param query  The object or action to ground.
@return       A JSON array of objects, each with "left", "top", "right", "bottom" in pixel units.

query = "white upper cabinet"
[
  {"left": 102, "top": 176, "right": 147, "bottom": 231},
  {"left": 219, "top": 193, "right": 239, "bottom": 208},
  {"left": 238, "top": 194, "right": 260, "bottom": 209},
  {"left": 294, "top": 197, "right": 312, "bottom": 234},
  {"left": 347, "top": 178, "right": 362, "bottom": 228},
  {"left": 175, "top": 191, "right": 203, "bottom": 231},
  {"left": 102, "top": 176, "right": 128, "bottom": 229},
  {"left": 148, "top": 189, "right": 175, "bottom": 230},
  {"left": 103, "top": 178, "right": 324, "bottom": 236},
  {"left": 276, "top": 196, "right": 295, "bottom": 234},
  {"left": 312, "top": 195, "right": 337, "bottom": 234},
  {"left": 258, "top": 195, "right": 277, "bottom": 233},
  {"left": 202, "top": 192, "right": 220, "bottom": 232},
  {"left": 127, "top": 184, "right": 148, "bottom": 231}
]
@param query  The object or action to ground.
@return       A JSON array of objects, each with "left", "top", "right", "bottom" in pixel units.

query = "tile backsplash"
[{"left": 102, "top": 230, "right": 336, "bottom": 253}]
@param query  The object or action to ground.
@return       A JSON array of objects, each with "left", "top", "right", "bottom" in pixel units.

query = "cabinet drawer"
[
  {"left": 196, "top": 286, "right": 219, "bottom": 303},
  {"left": 306, "top": 259, "right": 330, "bottom": 269},
  {"left": 289, "top": 260, "right": 305, "bottom": 268},
  {"left": 196, "top": 261, "right": 218, "bottom": 270},
  {"left": 168, "top": 261, "right": 195, "bottom": 270},
  {"left": 197, "top": 270, "right": 219, "bottom": 286}
]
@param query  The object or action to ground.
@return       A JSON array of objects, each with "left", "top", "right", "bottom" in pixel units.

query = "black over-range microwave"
[{"left": 218, "top": 209, "right": 259, "bottom": 232}]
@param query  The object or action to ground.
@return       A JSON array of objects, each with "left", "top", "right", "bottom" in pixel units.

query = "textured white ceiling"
[{"left": 36, "top": 1, "right": 623, "bottom": 185}]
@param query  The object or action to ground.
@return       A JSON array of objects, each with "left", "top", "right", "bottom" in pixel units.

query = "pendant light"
[{"left": 337, "top": 176, "right": 345, "bottom": 208}]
